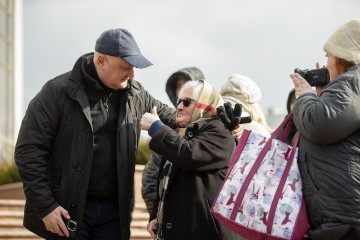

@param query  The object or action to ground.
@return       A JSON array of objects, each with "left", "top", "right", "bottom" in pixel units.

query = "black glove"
[{"left": 216, "top": 102, "right": 252, "bottom": 131}]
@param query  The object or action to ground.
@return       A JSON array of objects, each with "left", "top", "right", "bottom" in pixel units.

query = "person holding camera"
[{"left": 290, "top": 18, "right": 360, "bottom": 240}]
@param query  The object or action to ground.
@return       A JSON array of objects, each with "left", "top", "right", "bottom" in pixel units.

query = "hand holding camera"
[
  {"left": 291, "top": 72, "right": 317, "bottom": 98},
  {"left": 294, "top": 67, "right": 330, "bottom": 86}
]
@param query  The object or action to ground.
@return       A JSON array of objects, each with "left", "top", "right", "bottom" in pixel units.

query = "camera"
[{"left": 294, "top": 67, "right": 330, "bottom": 86}]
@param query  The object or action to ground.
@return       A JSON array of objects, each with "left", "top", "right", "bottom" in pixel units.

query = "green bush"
[
  {"left": 136, "top": 137, "right": 151, "bottom": 165},
  {"left": 0, "top": 160, "right": 21, "bottom": 185}
]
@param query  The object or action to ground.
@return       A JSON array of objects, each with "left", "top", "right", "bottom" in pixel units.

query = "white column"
[{"left": 13, "top": 0, "right": 23, "bottom": 141}]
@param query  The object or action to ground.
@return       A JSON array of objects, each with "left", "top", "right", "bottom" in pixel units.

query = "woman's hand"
[
  {"left": 216, "top": 103, "right": 251, "bottom": 131},
  {"left": 147, "top": 219, "right": 158, "bottom": 238},
  {"left": 141, "top": 106, "right": 160, "bottom": 131},
  {"left": 290, "top": 73, "right": 316, "bottom": 98}
]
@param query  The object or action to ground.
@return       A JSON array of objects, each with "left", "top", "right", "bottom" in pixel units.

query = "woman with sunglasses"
[
  {"left": 141, "top": 79, "right": 243, "bottom": 240},
  {"left": 141, "top": 67, "right": 205, "bottom": 216}
]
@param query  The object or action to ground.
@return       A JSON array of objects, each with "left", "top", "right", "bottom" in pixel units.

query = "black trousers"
[{"left": 75, "top": 199, "right": 121, "bottom": 240}]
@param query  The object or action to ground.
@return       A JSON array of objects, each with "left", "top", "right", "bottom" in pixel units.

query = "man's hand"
[
  {"left": 217, "top": 102, "right": 252, "bottom": 131},
  {"left": 42, "top": 206, "right": 70, "bottom": 237},
  {"left": 141, "top": 106, "right": 160, "bottom": 131}
]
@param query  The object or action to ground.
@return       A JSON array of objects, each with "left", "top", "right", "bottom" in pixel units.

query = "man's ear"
[{"left": 95, "top": 54, "right": 106, "bottom": 67}]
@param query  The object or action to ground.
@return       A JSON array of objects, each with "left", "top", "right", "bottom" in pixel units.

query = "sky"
[{"left": 23, "top": 0, "right": 360, "bottom": 116}]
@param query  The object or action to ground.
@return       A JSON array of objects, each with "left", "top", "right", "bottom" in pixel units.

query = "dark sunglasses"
[{"left": 176, "top": 98, "right": 196, "bottom": 107}]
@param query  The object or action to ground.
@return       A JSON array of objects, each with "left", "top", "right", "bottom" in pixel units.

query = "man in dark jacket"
[
  {"left": 15, "top": 28, "right": 177, "bottom": 240},
  {"left": 141, "top": 67, "right": 205, "bottom": 214}
]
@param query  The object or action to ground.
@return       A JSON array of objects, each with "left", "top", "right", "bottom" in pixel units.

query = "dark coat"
[
  {"left": 149, "top": 118, "right": 241, "bottom": 240},
  {"left": 14, "top": 53, "right": 177, "bottom": 240},
  {"left": 293, "top": 66, "right": 360, "bottom": 240},
  {"left": 141, "top": 152, "right": 162, "bottom": 213}
]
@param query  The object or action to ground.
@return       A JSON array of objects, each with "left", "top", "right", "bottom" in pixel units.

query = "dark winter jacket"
[
  {"left": 15, "top": 53, "right": 177, "bottom": 240},
  {"left": 293, "top": 66, "right": 360, "bottom": 240},
  {"left": 141, "top": 67, "right": 204, "bottom": 213},
  {"left": 149, "top": 119, "right": 241, "bottom": 240}
]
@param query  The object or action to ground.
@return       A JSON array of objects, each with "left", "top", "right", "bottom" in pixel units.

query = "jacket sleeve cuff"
[{"left": 148, "top": 120, "right": 164, "bottom": 137}]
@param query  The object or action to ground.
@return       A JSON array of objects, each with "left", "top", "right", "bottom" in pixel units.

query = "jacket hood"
[{"left": 165, "top": 67, "right": 204, "bottom": 106}]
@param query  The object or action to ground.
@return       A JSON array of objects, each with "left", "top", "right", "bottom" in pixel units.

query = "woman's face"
[
  {"left": 176, "top": 88, "right": 196, "bottom": 127},
  {"left": 326, "top": 53, "right": 340, "bottom": 81}
]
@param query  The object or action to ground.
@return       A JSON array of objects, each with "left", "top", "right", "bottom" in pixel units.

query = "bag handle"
[
  {"left": 273, "top": 113, "right": 295, "bottom": 142},
  {"left": 280, "top": 114, "right": 294, "bottom": 142}
]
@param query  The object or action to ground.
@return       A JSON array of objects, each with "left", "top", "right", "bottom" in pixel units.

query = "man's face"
[
  {"left": 96, "top": 54, "right": 135, "bottom": 89},
  {"left": 176, "top": 88, "right": 196, "bottom": 127}
]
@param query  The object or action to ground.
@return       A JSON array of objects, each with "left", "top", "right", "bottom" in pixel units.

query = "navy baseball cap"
[{"left": 95, "top": 28, "right": 153, "bottom": 69}]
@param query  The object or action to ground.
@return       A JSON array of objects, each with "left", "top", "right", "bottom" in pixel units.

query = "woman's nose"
[{"left": 176, "top": 102, "right": 184, "bottom": 110}]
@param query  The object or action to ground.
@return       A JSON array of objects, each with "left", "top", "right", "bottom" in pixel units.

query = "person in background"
[
  {"left": 286, "top": 88, "right": 296, "bottom": 116},
  {"left": 282, "top": 88, "right": 298, "bottom": 145},
  {"left": 290, "top": 18, "right": 360, "bottom": 240},
  {"left": 141, "top": 67, "right": 205, "bottom": 214},
  {"left": 141, "top": 80, "right": 243, "bottom": 240},
  {"left": 220, "top": 73, "right": 271, "bottom": 137},
  {"left": 14, "top": 28, "right": 177, "bottom": 240}
]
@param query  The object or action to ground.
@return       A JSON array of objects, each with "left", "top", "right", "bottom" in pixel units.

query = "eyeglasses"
[{"left": 176, "top": 98, "right": 196, "bottom": 107}]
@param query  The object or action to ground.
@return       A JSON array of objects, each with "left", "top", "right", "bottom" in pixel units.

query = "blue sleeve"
[{"left": 148, "top": 120, "right": 164, "bottom": 137}]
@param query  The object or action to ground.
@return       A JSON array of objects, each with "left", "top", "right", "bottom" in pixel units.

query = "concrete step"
[
  {"left": 0, "top": 227, "right": 42, "bottom": 239},
  {"left": 132, "top": 211, "right": 149, "bottom": 221},
  {"left": 0, "top": 218, "right": 22, "bottom": 227},
  {"left": 0, "top": 199, "right": 25, "bottom": 212},
  {"left": 130, "top": 220, "right": 149, "bottom": 232},
  {"left": 0, "top": 211, "right": 23, "bottom": 218},
  {"left": 130, "top": 230, "right": 152, "bottom": 240}
]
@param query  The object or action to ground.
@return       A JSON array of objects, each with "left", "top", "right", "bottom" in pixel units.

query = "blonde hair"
[{"left": 243, "top": 102, "right": 272, "bottom": 133}]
